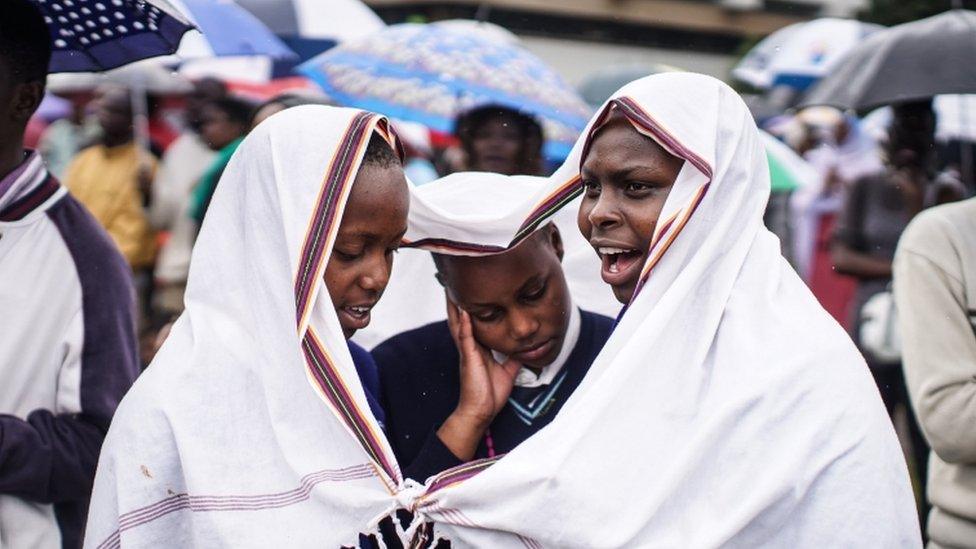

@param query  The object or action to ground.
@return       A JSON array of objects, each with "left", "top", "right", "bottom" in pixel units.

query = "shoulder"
[
  {"left": 580, "top": 309, "right": 614, "bottom": 340},
  {"left": 899, "top": 199, "right": 976, "bottom": 261},
  {"left": 372, "top": 321, "right": 455, "bottom": 377},
  {"left": 46, "top": 193, "right": 134, "bottom": 297}
]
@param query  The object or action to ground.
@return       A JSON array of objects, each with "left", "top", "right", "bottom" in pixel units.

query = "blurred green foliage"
[{"left": 861, "top": 0, "right": 975, "bottom": 25}]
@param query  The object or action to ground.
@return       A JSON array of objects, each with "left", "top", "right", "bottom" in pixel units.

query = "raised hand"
[{"left": 437, "top": 295, "right": 521, "bottom": 461}]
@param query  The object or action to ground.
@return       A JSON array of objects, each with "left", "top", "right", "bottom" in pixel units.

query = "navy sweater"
[{"left": 373, "top": 310, "right": 613, "bottom": 482}]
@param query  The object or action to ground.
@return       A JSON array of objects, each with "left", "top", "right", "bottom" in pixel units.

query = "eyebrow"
[{"left": 465, "top": 274, "right": 545, "bottom": 309}]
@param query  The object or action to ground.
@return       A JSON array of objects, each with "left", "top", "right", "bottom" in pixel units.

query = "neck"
[
  {"left": 102, "top": 134, "right": 132, "bottom": 148},
  {"left": 0, "top": 138, "right": 25, "bottom": 181}
]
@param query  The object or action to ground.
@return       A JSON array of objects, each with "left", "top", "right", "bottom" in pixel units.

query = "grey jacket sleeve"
[{"left": 895, "top": 214, "right": 976, "bottom": 464}]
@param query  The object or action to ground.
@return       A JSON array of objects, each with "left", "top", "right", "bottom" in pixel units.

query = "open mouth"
[
  {"left": 338, "top": 304, "right": 374, "bottom": 331},
  {"left": 598, "top": 246, "right": 645, "bottom": 287}
]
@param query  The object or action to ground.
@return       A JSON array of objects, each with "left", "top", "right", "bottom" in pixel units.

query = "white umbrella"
[
  {"left": 48, "top": 59, "right": 192, "bottom": 95},
  {"left": 733, "top": 18, "right": 883, "bottom": 90},
  {"left": 236, "top": 0, "right": 384, "bottom": 61}
]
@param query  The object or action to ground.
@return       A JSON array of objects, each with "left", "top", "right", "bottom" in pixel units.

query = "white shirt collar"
[{"left": 493, "top": 305, "right": 582, "bottom": 388}]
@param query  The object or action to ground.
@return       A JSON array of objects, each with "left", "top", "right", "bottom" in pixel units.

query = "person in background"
[
  {"left": 791, "top": 108, "right": 883, "bottom": 328},
  {"left": 188, "top": 97, "right": 252, "bottom": 225},
  {"left": 64, "top": 85, "right": 158, "bottom": 272},
  {"left": 150, "top": 78, "right": 226, "bottom": 318},
  {"left": 38, "top": 90, "right": 100, "bottom": 179},
  {"left": 832, "top": 100, "right": 965, "bottom": 522},
  {"left": 248, "top": 91, "right": 331, "bottom": 130},
  {"left": 895, "top": 196, "right": 976, "bottom": 549},
  {"left": 454, "top": 104, "right": 544, "bottom": 175},
  {"left": 0, "top": 1, "right": 139, "bottom": 546}
]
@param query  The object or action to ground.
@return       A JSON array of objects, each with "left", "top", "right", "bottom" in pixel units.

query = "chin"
[{"left": 612, "top": 284, "right": 636, "bottom": 305}]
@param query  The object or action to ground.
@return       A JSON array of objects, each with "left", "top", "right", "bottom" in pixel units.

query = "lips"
[
  {"left": 338, "top": 303, "right": 375, "bottom": 331},
  {"left": 595, "top": 245, "right": 645, "bottom": 287},
  {"left": 510, "top": 338, "right": 557, "bottom": 364}
]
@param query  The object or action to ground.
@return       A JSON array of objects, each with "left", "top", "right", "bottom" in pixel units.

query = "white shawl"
[
  {"left": 87, "top": 76, "right": 919, "bottom": 548},
  {"left": 85, "top": 106, "right": 410, "bottom": 548}
]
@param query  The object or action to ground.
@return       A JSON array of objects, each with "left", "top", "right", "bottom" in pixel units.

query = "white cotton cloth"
[
  {"left": 400, "top": 72, "right": 920, "bottom": 547},
  {"left": 86, "top": 76, "right": 919, "bottom": 549},
  {"left": 85, "top": 106, "right": 411, "bottom": 548},
  {"left": 353, "top": 172, "right": 620, "bottom": 350}
]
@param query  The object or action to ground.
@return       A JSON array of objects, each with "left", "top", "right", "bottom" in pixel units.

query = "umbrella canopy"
[
  {"left": 733, "top": 18, "right": 883, "bottom": 91},
  {"left": 802, "top": 10, "right": 976, "bottom": 112},
  {"left": 861, "top": 94, "right": 976, "bottom": 143},
  {"left": 760, "top": 130, "right": 818, "bottom": 192},
  {"left": 236, "top": 0, "right": 383, "bottom": 61},
  {"left": 297, "top": 22, "right": 591, "bottom": 160},
  {"left": 48, "top": 58, "right": 192, "bottom": 94},
  {"left": 578, "top": 64, "right": 681, "bottom": 108},
  {"left": 168, "top": 0, "right": 296, "bottom": 60},
  {"left": 33, "top": 0, "right": 194, "bottom": 73}
]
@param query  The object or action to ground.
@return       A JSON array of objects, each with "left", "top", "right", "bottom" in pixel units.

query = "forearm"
[
  {"left": 831, "top": 243, "right": 892, "bottom": 278},
  {"left": 0, "top": 410, "right": 106, "bottom": 503},
  {"left": 436, "top": 411, "right": 490, "bottom": 462}
]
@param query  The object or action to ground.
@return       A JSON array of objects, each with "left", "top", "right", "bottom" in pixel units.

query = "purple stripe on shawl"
[
  {"left": 293, "top": 112, "right": 374, "bottom": 323},
  {"left": 302, "top": 332, "right": 398, "bottom": 482},
  {"left": 422, "top": 457, "right": 501, "bottom": 496},
  {"left": 96, "top": 465, "right": 377, "bottom": 549},
  {"left": 402, "top": 238, "right": 508, "bottom": 255}
]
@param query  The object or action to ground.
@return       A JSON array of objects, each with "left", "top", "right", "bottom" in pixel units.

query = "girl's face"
[
  {"left": 438, "top": 226, "right": 571, "bottom": 369},
  {"left": 325, "top": 162, "right": 409, "bottom": 339},
  {"left": 469, "top": 113, "right": 523, "bottom": 175},
  {"left": 578, "top": 115, "right": 683, "bottom": 304}
]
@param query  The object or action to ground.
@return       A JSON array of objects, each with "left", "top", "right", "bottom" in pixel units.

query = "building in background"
[{"left": 365, "top": 0, "right": 869, "bottom": 86}]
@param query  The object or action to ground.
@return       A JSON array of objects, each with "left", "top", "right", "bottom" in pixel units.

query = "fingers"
[
  {"left": 445, "top": 291, "right": 461, "bottom": 343},
  {"left": 499, "top": 359, "right": 522, "bottom": 382}
]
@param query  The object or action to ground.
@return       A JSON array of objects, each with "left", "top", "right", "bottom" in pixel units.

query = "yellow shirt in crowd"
[{"left": 63, "top": 143, "right": 157, "bottom": 269}]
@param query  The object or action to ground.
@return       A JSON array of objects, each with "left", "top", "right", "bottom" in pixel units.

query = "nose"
[
  {"left": 586, "top": 192, "right": 622, "bottom": 231},
  {"left": 359, "top": 254, "right": 391, "bottom": 294},
  {"left": 508, "top": 307, "right": 540, "bottom": 342}
]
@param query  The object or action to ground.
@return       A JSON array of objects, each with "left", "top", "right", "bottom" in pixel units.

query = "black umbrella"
[{"left": 801, "top": 10, "right": 976, "bottom": 112}]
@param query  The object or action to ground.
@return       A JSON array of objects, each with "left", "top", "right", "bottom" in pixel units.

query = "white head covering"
[
  {"left": 85, "top": 106, "right": 413, "bottom": 548},
  {"left": 354, "top": 172, "right": 619, "bottom": 350},
  {"left": 398, "top": 73, "right": 919, "bottom": 546}
]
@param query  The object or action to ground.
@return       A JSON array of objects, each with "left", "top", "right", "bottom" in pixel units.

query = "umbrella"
[
  {"left": 47, "top": 58, "right": 192, "bottom": 95},
  {"left": 862, "top": 95, "right": 976, "bottom": 143},
  {"left": 733, "top": 18, "right": 883, "bottom": 91},
  {"left": 297, "top": 22, "right": 592, "bottom": 161},
  {"left": 578, "top": 64, "right": 681, "bottom": 108},
  {"left": 33, "top": 0, "right": 194, "bottom": 73},
  {"left": 236, "top": 0, "right": 384, "bottom": 62},
  {"left": 802, "top": 10, "right": 976, "bottom": 112},
  {"left": 761, "top": 130, "right": 818, "bottom": 192},
  {"left": 167, "top": 0, "right": 296, "bottom": 61}
]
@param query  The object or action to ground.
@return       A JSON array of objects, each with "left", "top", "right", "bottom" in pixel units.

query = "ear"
[
  {"left": 548, "top": 223, "right": 564, "bottom": 262},
  {"left": 434, "top": 271, "right": 448, "bottom": 288},
  {"left": 12, "top": 81, "right": 44, "bottom": 124}
]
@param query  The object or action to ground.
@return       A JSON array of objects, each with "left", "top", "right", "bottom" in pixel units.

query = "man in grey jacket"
[{"left": 895, "top": 197, "right": 976, "bottom": 548}]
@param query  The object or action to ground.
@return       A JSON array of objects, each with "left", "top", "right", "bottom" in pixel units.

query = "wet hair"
[
  {"left": 205, "top": 97, "right": 254, "bottom": 127},
  {"left": 886, "top": 99, "right": 937, "bottom": 173},
  {"left": 455, "top": 104, "right": 544, "bottom": 175},
  {"left": 0, "top": 0, "right": 51, "bottom": 85},
  {"left": 248, "top": 93, "right": 332, "bottom": 128},
  {"left": 363, "top": 132, "right": 401, "bottom": 169}
]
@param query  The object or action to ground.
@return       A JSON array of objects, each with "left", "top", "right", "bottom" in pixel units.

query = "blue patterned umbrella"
[
  {"left": 33, "top": 0, "right": 195, "bottom": 73},
  {"left": 298, "top": 22, "right": 592, "bottom": 161}
]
